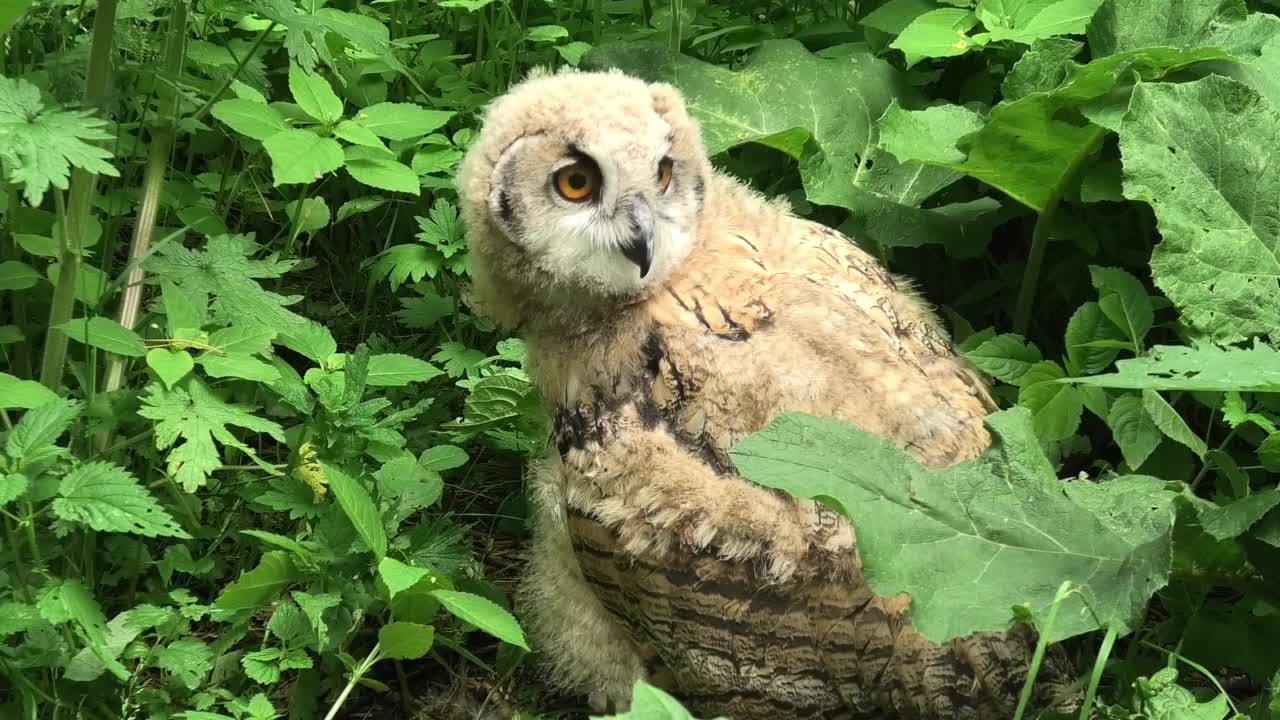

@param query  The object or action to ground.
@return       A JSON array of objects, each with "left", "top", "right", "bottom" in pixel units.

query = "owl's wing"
[{"left": 555, "top": 397, "right": 1074, "bottom": 720}]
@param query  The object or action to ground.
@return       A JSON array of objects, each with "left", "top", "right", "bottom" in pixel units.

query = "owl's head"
[{"left": 458, "top": 67, "right": 709, "bottom": 330}]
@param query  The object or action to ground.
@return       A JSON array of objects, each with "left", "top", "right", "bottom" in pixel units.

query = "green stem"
[
  {"left": 22, "top": 498, "right": 43, "bottom": 571},
  {"left": 1078, "top": 626, "right": 1118, "bottom": 720},
  {"left": 38, "top": 0, "right": 119, "bottom": 389},
  {"left": 189, "top": 21, "right": 276, "bottom": 124},
  {"left": 669, "top": 0, "right": 682, "bottom": 52},
  {"left": 1190, "top": 426, "right": 1239, "bottom": 491},
  {"left": 321, "top": 642, "right": 382, "bottom": 720},
  {"left": 1011, "top": 127, "right": 1107, "bottom": 337},
  {"left": 3, "top": 516, "right": 31, "bottom": 601},
  {"left": 1013, "top": 581, "right": 1072, "bottom": 720},
  {"left": 101, "top": 0, "right": 187, "bottom": 398}
]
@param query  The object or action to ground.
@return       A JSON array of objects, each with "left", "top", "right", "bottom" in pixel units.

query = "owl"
[{"left": 457, "top": 67, "right": 1076, "bottom": 719}]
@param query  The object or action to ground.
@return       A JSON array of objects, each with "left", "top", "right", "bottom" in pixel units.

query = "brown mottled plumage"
[{"left": 458, "top": 67, "right": 1075, "bottom": 718}]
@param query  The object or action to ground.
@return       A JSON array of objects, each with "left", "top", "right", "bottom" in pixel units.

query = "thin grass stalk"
[
  {"left": 101, "top": 0, "right": 188, "bottom": 395},
  {"left": 38, "top": 0, "right": 119, "bottom": 389}
]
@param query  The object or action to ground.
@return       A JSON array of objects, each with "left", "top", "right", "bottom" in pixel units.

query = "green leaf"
[
  {"left": 214, "top": 551, "right": 301, "bottom": 610},
  {"left": 731, "top": 409, "right": 1175, "bottom": 643},
  {"left": 0, "top": 260, "right": 41, "bottom": 290},
  {"left": 288, "top": 64, "right": 344, "bottom": 124},
  {"left": 378, "top": 557, "right": 433, "bottom": 599},
  {"left": 53, "top": 461, "right": 189, "bottom": 538},
  {"left": 157, "top": 638, "right": 214, "bottom": 690},
  {"left": 1088, "top": 0, "right": 1280, "bottom": 57},
  {"left": 57, "top": 317, "right": 146, "bottom": 357},
  {"left": 1089, "top": 266, "right": 1153, "bottom": 349},
  {"left": 343, "top": 146, "right": 419, "bottom": 194},
  {"left": 207, "top": 327, "right": 274, "bottom": 357},
  {"left": 419, "top": 445, "right": 469, "bottom": 472},
  {"left": 292, "top": 590, "right": 341, "bottom": 648},
  {"left": 1072, "top": 343, "right": 1280, "bottom": 392},
  {"left": 287, "top": 196, "right": 331, "bottom": 235},
  {"left": 0, "top": 76, "right": 119, "bottom": 205},
  {"left": 353, "top": 102, "right": 453, "bottom": 140},
  {"left": 1002, "top": 37, "right": 1084, "bottom": 100},
  {"left": 1064, "top": 302, "right": 1124, "bottom": 376},
  {"left": 199, "top": 353, "right": 281, "bottom": 384},
  {"left": 37, "top": 578, "right": 108, "bottom": 645},
  {"left": 147, "top": 349, "right": 194, "bottom": 389},
  {"left": 336, "top": 196, "right": 388, "bottom": 224},
  {"left": 891, "top": 8, "right": 979, "bottom": 66},
  {"left": 139, "top": 380, "right": 286, "bottom": 491},
  {"left": 592, "top": 681, "right": 716, "bottom": 719},
  {"left": 0, "top": 474, "right": 28, "bottom": 506},
  {"left": 431, "top": 590, "right": 528, "bottom": 650},
  {"left": 0, "top": 0, "right": 33, "bottom": 35},
  {"left": 878, "top": 101, "right": 984, "bottom": 167},
  {"left": 47, "top": 262, "right": 108, "bottom": 307},
  {"left": 262, "top": 130, "right": 344, "bottom": 185},
  {"left": 333, "top": 119, "right": 385, "bottom": 149},
  {"left": 526, "top": 24, "right": 569, "bottom": 43},
  {"left": 323, "top": 463, "right": 388, "bottom": 559},
  {"left": 378, "top": 621, "right": 435, "bottom": 659},
  {"left": 962, "top": 333, "right": 1042, "bottom": 385},
  {"left": 366, "top": 353, "right": 444, "bottom": 386},
  {"left": 556, "top": 41, "right": 593, "bottom": 66},
  {"left": 210, "top": 99, "right": 290, "bottom": 141},
  {"left": 979, "top": 0, "right": 1105, "bottom": 45},
  {"left": 161, "top": 280, "right": 206, "bottom": 334},
  {"left": 1141, "top": 389, "right": 1207, "bottom": 459},
  {"left": 1120, "top": 75, "right": 1280, "bottom": 346},
  {"left": 861, "top": 0, "right": 938, "bottom": 35},
  {"left": 1192, "top": 489, "right": 1280, "bottom": 540},
  {"left": 278, "top": 320, "right": 337, "bottom": 364},
  {"left": 6, "top": 398, "right": 81, "bottom": 463},
  {"left": 1107, "top": 395, "right": 1161, "bottom": 470},
  {"left": 1017, "top": 361, "right": 1083, "bottom": 440},
  {"left": 0, "top": 372, "right": 58, "bottom": 410}
]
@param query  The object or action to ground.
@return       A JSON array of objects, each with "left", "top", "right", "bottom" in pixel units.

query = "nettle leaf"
[
  {"left": 1107, "top": 394, "right": 1161, "bottom": 470},
  {"left": 6, "top": 397, "right": 81, "bottom": 464},
  {"left": 292, "top": 590, "right": 341, "bottom": 648},
  {"left": 367, "top": 353, "right": 444, "bottom": 386},
  {"left": 279, "top": 320, "right": 337, "bottom": 365},
  {"left": 0, "top": 76, "right": 119, "bottom": 204},
  {"left": 37, "top": 578, "right": 108, "bottom": 645},
  {"left": 431, "top": 590, "right": 528, "bottom": 650},
  {"left": 0, "top": 371, "right": 58, "bottom": 410},
  {"left": 1065, "top": 302, "right": 1124, "bottom": 376},
  {"left": 57, "top": 317, "right": 146, "bottom": 357},
  {"left": 379, "top": 621, "right": 435, "bottom": 660},
  {"left": 53, "top": 461, "right": 189, "bottom": 538},
  {"left": 0, "top": 474, "right": 28, "bottom": 506},
  {"left": 352, "top": 102, "right": 453, "bottom": 141},
  {"left": 962, "top": 333, "right": 1042, "bottom": 385},
  {"left": 215, "top": 551, "right": 301, "bottom": 611},
  {"left": 1072, "top": 342, "right": 1280, "bottom": 392},
  {"left": 288, "top": 64, "right": 343, "bottom": 125},
  {"left": 157, "top": 638, "right": 214, "bottom": 690},
  {"left": 1142, "top": 389, "right": 1207, "bottom": 459},
  {"left": 378, "top": 557, "right": 433, "bottom": 599},
  {"left": 210, "top": 99, "right": 289, "bottom": 141},
  {"left": 1121, "top": 75, "right": 1280, "bottom": 346},
  {"left": 731, "top": 408, "right": 1175, "bottom": 643},
  {"left": 323, "top": 463, "right": 388, "bottom": 559},
  {"left": 891, "top": 8, "right": 980, "bottom": 66},
  {"left": 139, "top": 380, "right": 285, "bottom": 492},
  {"left": 1089, "top": 266, "right": 1153, "bottom": 349},
  {"left": 343, "top": 146, "right": 419, "bottom": 194},
  {"left": 1017, "top": 361, "right": 1083, "bottom": 440},
  {"left": 262, "top": 129, "right": 344, "bottom": 185}
]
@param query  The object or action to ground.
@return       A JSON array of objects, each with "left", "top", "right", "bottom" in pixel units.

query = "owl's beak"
[{"left": 619, "top": 200, "right": 654, "bottom": 278}]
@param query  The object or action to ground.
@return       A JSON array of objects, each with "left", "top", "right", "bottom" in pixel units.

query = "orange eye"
[
  {"left": 553, "top": 160, "right": 600, "bottom": 202},
  {"left": 657, "top": 157, "right": 674, "bottom": 192}
]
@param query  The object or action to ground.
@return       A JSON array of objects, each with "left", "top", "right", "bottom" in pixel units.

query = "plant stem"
[
  {"left": 1078, "top": 626, "right": 1118, "bottom": 720},
  {"left": 1011, "top": 127, "right": 1107, "bottom": 337},
  {"left": 1013, "top": 580, "right": 1071, "bottom": 720},
  {"left": 189, "top": 21, "right": 276, "bottom": 124},
  {"left": 38, "top": 0, "right": 119, "bottom": 389},
  {"left": 322, "top": 642, "right": 382, "bottom": 720},
  {"left": 101, "top": 0, "right": 188, "bottom": 397}
]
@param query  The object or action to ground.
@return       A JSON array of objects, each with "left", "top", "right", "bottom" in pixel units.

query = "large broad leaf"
[
  {"left": 262, "top": 130, "right": 344, "bottom": 186},
  {"left": 343, "top": 146, "right": 419, "bottom": 194},
  {"left": 323, "top": 463, "right": 388, "bottom": 559},
  {"left": 1071, "top": 343, "right": 1280, "bottom": 392},
  {"left": 378, "top": 621, "right": 435, "bottom": 660},
  {"left": 214, "top": 551, "right": 301, "bottom": 610},
  {"left": 288, "top": 63, "right": 344, "bottom": 125},
  {"left": 978, "top": 0, "right": 1106, "bottom": 45},
  {"left": 210, "top": 99, "right": 289, "bottom": 141},
  {"left": 52, "top": 462, "right": 189, "bottom": 538},
  {"left": 1088, "top": 0, "right": 1280, "bottom": 58},
  {"left": 0, "top": 372, "right": 58, "bottom": 410},
  {"left": 57, "top": 317, "right": 146, "bottom": 357},
  {"left": 731, "top": 408, "right": 1175, "bottom": 644},
  {"left": 352, "top": 102, "right": 453, "bottom": 140},
  {"left": 1120, "top": 75, "right": 1280, "bottom": 346}
]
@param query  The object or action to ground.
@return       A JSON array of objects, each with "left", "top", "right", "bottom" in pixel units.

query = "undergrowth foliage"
[{"left": 1, "top": 0, "right": 1280, "bottom": 718}]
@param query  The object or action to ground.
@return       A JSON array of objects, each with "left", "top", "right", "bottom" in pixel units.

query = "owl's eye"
[
  {"left": 553, "top": 160, "right": 601, "bottom": 202},
  {"left": 657, "top": 157, "right": 674, "bottom": 192}
]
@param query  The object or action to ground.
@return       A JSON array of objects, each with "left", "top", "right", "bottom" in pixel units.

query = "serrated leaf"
[
  {"left": 53, "top": 461, "right": 189, "bottom": 538},
  {"left": 157, "top": 638, "right": 214, "bottom": 689},
  {"left": 1018, "top": 361, "right": 1083, "bottom": 440},
  {"left": 292, "top": 591, "right": 341, "bottom": 648},
  {"left": 262, "top": 130, "right": 344, "bottom": 185},
  {"left": 343, "top": 146, "right": 419, "bottom": 194},
  {"left": 0, "top": 371, "right": 58, "bottom": 409},
  {"left": 0, "top": 474, "right": 28, "bottom": 506},
  {"left": 378, "top": 557, "right": 433, "bottom": 599},
  {"left": 333, "top": 119, "right": 385, "bottom": 148},
  {"left": 731, "top": 408, "right": 1175, "bottom": 643},
  {"left": 378, "top": 621, "right": 434, "bottom": 659},
  {"left": 353, "top": 102, "right": 453, "bottom": 140},
  {"left": 210, "top": 99, "right": 289, "bottom": 141},
  {"left": 147, "top": 349, "right": 194, "bottom": 389},
  {"left": 366, "top": 353, "right": 443, "bottom": 386},
  {"left": 963, "top": 333, "right": 1042, "bottom": 385},
  {"left": 1142, "top": 389, "right": 1207, "bottom": 459},
  {"left": 199, "top": 354, "right": 281, "bottom": 384},
  {"left": 37, "top": 578, "right": 108, "bottom": 645},
  {"left": 323, "top": 463, "right": 388, "bottom": 559},
  {"left": 58, "top": 317, "right": 146, "bottom": 357},
  {"left": 278, "top": 320, "right": 337, "bottom": 364},
  {"left": 288, "top": 64, "right": 344, "bottom": 124},
  {"left": 1089, "top": 266, "right": 1152, "bottom": 349},
  {"left": 431, "top": 590, "right": 528, "bottom": 650},
  {"left": 214, "top": 551, "right": 301, "bottom": 610},
  {"left": 1065, "top": 301, "right": 1124, "bottom": 376},
  {"left": 1107, "top": 394, "right": 1161, "bottom": 470},
  {"left": 1121, "top": 75, "right": 1280, "bottom": 346},
  {"left": 6, "top": 397, "right": 81, "bottom": 463}
]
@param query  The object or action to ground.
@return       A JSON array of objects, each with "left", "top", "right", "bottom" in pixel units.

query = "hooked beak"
[{"left": 619, "top": 199, "right": 654, "bottom": 278}]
